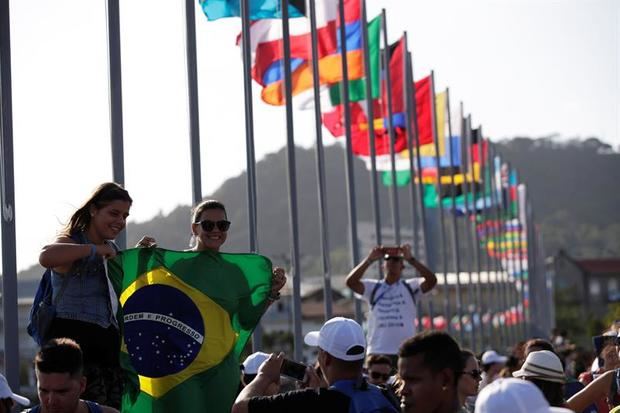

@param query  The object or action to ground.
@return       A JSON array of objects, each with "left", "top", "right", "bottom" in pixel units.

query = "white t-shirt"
[{"left": 360, "top": 278, "right": 425, "bottom": 356}]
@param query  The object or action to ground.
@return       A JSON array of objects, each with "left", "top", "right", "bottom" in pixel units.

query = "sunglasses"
[
  {"left": 369, "top": 371, "right": 391, "bottom": 381},
  {"left": 460, "top": 369, "right": 482, "bottom": 380},
  {"left": 385, "top": 256, "right": 403, "bottom": 262},
  {"left": 196, "top": 219, "right": 231, "bottom": 232}
]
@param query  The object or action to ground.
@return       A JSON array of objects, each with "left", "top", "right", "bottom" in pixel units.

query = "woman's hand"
[
  {"left": 135, "top": 236, "right": 157, "bottom": 248},
  {"left": 95, "top": 243, "right": 118, "bottom": 259},
  {"left": 271, "top": 267, "right": 286, "bottom": 293}
]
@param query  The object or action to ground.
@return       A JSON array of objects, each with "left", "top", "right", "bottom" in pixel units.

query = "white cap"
[
  {"left": 0, "top": 374, "right": 29, "bottom": 406},
  {"left": 512, "top": 350, "right": 565, "bottom": 383},
  {"left": 481, "top": 350, "right": 508, "bottom": 365},
  {"left": 304, "top": 317, "right": 366, "bottom": 361},
  {"left": 242, "top": 352, "right": 270, "bottom": 375},
  {"left": 475, "top": 378, "right": 573, "bottom": 413}
]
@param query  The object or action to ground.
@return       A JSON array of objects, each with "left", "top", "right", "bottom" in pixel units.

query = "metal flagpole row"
[
  {"left": 380, "top": 10, "right": 401, "bottom": 245},
  {"left": 280, "top": 0, "right": 303, "bottom": 361},
  {"left": 239, "top": 0, "right": 263, "bottom": 351},
  {"left": 406, "top": 51, "right": 435, "bottom": 328},
  {"left": 444, "top": 89, "right": 465, "bottom": 345},
  {"left": 308, "top": 0, "right": 334, "bottom": 320},
  {"left": 0, "top": 0, "right": 20, "bottom": 389},
  {"left": 337, "top": 0, "right": 363, "bottom": 323},
  {"left": 360, "top": 0, "right": 383, "bottom": 277},
  {"left": 515, "top": 179, "right": 529, "bottom": 338},
  {"left": 429, "top": 71, "right": 452, "bottom": 335},
  {"left": 511, "top": 167, "right": 526, "bottom": 341}
]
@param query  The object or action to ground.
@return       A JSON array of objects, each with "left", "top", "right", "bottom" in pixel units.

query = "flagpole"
[
  {"left": 337, "top": 0, "right": 363, "bottom": 322},
  {"left": 465, "top": 116, "right": 485, "bottom": 350},
  {"left": 516, "top": 180, "right": 529, "bottom": 338},
  {"left": 281, "top": 0, "right": 303, "bottom": 360},
  {"left": 185, "top": 0, "right": 202, "bottom": 205},
  {"left": 380, "top": 10, "right": 401, "bottom": 245},
  {"left": 524, "top": 187, "right": 534, "bottom": 336},
  {"left": 504, "top": 161, "right": 520, "bottom": 341},
  {"left": 511, "top": 167, "right": 525, "bottom": 340},
  {"left": 240, "top": 0, "right": 263, "bottom": 351},
  {"left": 430, "top": 71, "right": 452, "bottom": 335},
  {"left": 361, "top": 0, "right": 383, "bottom": 276},
  {"left": 478, "top": 131, "right": 496, "bottom": 348},
  {"left": 0, "top": 0, "right": 19, "bottom": 388},
  {"left": 458, "top": 107, "right": 478, "bottom": 351},
  {"left": 106, "top": 0, "right": 126, "bottom": 249},
  {"left": 308, "top": 0, "right": 333, "bottom": 319},
  {"left": 407, "top": 57, "right": 435, "bottom": 328},
  {"left": 445, "top": 89, "right": 465, "bottom": 345},
  {"left": 402, "top": 34, "right": 423, "bottom": 331}
]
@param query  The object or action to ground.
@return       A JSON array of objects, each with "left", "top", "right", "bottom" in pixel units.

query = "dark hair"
[
  {"left": 191, "top": 200, "right": 227, "bottom": 223},
  {"left": 62, "top": 182, "right": 132, "bottom": 236},
  {"left": 460, "top": 349, "right": 476, "bottom": 366},
  {"left": 399, "top": 331, "right": 463, "bottom": 383},
  {"left": 367, "top": 354, "right": 393, "bottom": 369},
  {"left": 35, "top": 338, "right": 83, "bottom": 378},
  {"left": 525, "top": 338, "right": 554, "bottom": 355},
  {"left": 527, "top": 378, "right": 565, "bottom": 407}
]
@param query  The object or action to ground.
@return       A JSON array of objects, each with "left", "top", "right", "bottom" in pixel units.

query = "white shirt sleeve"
[
  {"left": 359, "top": 279, "right": 380, "bottom": 301},
  {"left": 406, "top": 277, "right": 426, "bottom": 300}
]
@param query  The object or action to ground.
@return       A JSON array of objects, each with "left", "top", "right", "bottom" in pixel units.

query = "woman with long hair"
[
  {"left": 458, "top": 350, "right": 482, "bottom": 413},
  {"left": 39, "top": 182, "right": 137, "bottom": 408}
]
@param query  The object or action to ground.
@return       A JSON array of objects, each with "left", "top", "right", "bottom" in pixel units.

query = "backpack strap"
[
  {"left": 369, "top": 281, "right": 385, "bottom": 309},
  {"left": 400, "top": 280, "right": 419, "bottom": 307},
  {"left": 84, "top": 400, "right": 104, "bottom": 413},
  {"left": 330, "top": 378, "right": 399, "bottom": 413}
]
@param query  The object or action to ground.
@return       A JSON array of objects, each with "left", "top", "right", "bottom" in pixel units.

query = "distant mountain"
[{"left": 17, "top": 137, "right": 620, "bottom": 294}]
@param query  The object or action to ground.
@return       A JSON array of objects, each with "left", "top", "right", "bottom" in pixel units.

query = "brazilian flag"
[{"left": 108, "top": 248, "right": 272, "bottom": 413}]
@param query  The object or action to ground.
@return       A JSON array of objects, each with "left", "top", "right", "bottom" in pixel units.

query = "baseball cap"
[
  {"left": 481, "top": 350, "right": 508, "bottom": 365},
  {"left": 512, "top": 350, "right": 565, "bottom": 383},
  {"left": 0, "top": 374, "right": 29, "bottom": 406},
  {"left": 475, "top": 378, "right": 573, "bottom": 413},
  {"left": 304, "top": 317, "right": 366, "bottom": 361},
  {"left": 241, "top": 352, "right": 270, "bottom": 375}
]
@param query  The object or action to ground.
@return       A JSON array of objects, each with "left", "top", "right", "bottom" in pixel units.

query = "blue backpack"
[{"left": 330, "top": 378, "right": 399, "bottom": 413}]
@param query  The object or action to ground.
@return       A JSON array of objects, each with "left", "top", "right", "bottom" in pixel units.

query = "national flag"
[
  {"left": 243, "top": 0, "right": 364, "bottom": 106},
  {"left": 200, "top": 0, "right": 305, "bottom": 21},
  {"left": 108, "top": 248, "right": 272, "bottom": 413}
]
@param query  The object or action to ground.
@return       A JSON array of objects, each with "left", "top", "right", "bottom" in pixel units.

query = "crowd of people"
[{"left": 6, "top": 181, "right": 619, "bottom": 413}]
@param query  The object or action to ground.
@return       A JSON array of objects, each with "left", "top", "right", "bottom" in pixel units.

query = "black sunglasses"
[
  {"left": 385, "top": 256, "right": 403, "bottom": 262},
  {"left": 460, "top": 369, "right": 482, "bottom": 380},
  {"left": 369, "top": 371, "right": 391, "bottom": 381},
  {"left": 196, "top": 219, "right": 231, "bottom": 232}
]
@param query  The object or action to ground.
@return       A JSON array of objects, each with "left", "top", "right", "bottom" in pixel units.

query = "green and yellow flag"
[{"left": 108, "top": 248, "right": 272, "bottom": 413}]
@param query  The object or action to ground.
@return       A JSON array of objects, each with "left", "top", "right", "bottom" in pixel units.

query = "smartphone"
[
  {"left": 383, "top": 246, "right": 401, "bottom": 256},
  {"left": 280, "top": 358, "right": 307, "bottom": 381}
]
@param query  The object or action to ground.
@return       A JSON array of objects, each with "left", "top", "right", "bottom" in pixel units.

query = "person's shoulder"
[{"left": 99, "top": 406, "right": 120, "bottom": 413}]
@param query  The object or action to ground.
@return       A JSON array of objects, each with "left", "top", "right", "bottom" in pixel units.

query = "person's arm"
[
  {"left": 566, "top": 369, "right": 614, "bottom": 413},
  {"left": 232, "top": 353, "right": 284, "bottom": 413},
  {"left": 265, "top": 267, "right": 286, "bottom": 308},
  {"left": 401, "top": 244, "right": 437, "bottom": 293},
  {"left": 345, "top": 246, "right": 383, "bottom": 295},
  {"left": 39, "top": 236, "right": 117, "bottom": 273}
]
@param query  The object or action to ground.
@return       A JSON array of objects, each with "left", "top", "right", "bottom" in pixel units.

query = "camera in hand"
[
  {"left": 280, "top": 358, "right": 307, "bottom": 381},
  {"left": 382, "top": 246, "right": 401, "bottom": 257}
]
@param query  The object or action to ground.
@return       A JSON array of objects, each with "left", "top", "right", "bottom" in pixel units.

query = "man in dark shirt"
[{"left": 231, "top": 317, "right": 399, "bottom": 413}]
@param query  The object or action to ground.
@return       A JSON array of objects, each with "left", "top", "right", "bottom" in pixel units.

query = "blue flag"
[{"left": 199, "top": 0, "right": 305, "bottom": 20}]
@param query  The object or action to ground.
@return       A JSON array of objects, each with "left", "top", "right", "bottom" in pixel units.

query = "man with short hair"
[
  {"left": 231, "top": 317, "right": 399, "bottom": 413},
  {"left": 26, "top": 338, "right": 118, "bottom": 413},
  {"left": 366, "top": 355, "right": 393, "bottom": 386},
  {"left": 346, "top": 244, "right": 437, "bottom": 364},
  {"left": 398, "top": 331, "right": 463, "bottom": 413}
]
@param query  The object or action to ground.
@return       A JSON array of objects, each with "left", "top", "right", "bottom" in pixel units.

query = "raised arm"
[
  {"left": 402, "top": 244, "right": 437, "bottom": 293},
  {"left": 345, "top": 246, "right": 383, "bottom": 295},
  {"left": 566, "top": 369, "right": 614, "bottom": 413},
  {"left": 232, "top": 352, "right": 284, "bottom": 413},
  {"left": 39, "top": 236, "right": 117, "bottom": 273}
]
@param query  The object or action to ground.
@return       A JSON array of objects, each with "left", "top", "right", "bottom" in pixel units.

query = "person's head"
[
  {"left": 383, "top": 254, "right": 404, "bottom": 282},
  {"left": 398, "top": 331, "right": 463, "bottom": 413},
  {"left": 512, "top": 350, "right": 565, "bottom": 407},
  {"left": 524, "top": 338, "right": 555, "bottom": 357},
  {"left": 63, "top": 182, "right": 132, "bottom": 242},
  {"left": 0, "top": 374, "right": 29, "bottom": 413},
  {"left": 34, "top": 338, "right": 86, "bottom": 413},
  {"left": 458, "top": 350, "right": 481, "bottom": 402},
  {"left": 304, "top": 317, "right": 366, "bottom": 384},
  {"left": 474, "top": 378, "right": 572, "bottom": 413},
  {"left": 191, "top": 200, "right": 229, "bottom": 252},
  {"left": 481, "top": 350, "right": 508, "bottom": 376},
  {"left": 241, "top": 352, "right": 279, "bottom": 395},
  {"left": 366, "top": 354, "right": 393, "bottom": 385}
]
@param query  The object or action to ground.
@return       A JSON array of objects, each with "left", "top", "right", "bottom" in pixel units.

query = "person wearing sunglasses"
[
  {"left": 458, "top": 350, "right": 482, "bottom": 413},
  {"left": 190, "top": 199, "right": 286, "bottom": 303},
  {"left": 345, "top": 244, "right": 437, "bottom": 365},
  {"left": 366, "top": 354, "right": 393, "bottom": 386}
]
